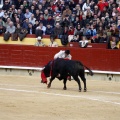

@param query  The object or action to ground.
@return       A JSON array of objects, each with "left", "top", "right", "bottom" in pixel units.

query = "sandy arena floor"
[{"left": 0, "top": 75, "right": 120, "bottom": 120}]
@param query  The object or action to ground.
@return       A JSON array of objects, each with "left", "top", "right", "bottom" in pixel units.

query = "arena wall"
[
  {"left": 0, "top": 44, "right": 120, "bottom": 71},
  {"left": 0, "top": 44, "right": 120, "bottom": 81}
]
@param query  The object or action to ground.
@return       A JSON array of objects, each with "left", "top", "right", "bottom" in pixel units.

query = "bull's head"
[{"left": 42, "top": 61, "right": 52, "bottom": 77}]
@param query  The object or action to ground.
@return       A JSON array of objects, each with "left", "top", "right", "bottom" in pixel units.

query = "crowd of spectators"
[{"left": 0, "top": 0, "right": 120, "bottom": 48}]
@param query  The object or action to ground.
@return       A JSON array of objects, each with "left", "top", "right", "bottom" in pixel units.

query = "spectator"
[
  {"left": 83, "top": 24, "right": 91, "bottom": 38},
  {"left": 34, "top": 36, "right": 45, "bottom": 46},
  {"left": 12, "top": 13, "right": 18, "bottom": 23},
  {"left": 61, "top": 15, "right": 70, "bottom": 28},
  {"left": 62, "top": 6, "right": 72, "bottom": 18},
  {"left": 30, "top": 0, "right": 38, "bottom": 9},
  {"left": 35, "top": 23, "right": 43, "bottom": 37},
  {"left": 48, "top": 35, "right": 58, "bottom": 47},
  {"left": 91, "top": 34, "right": 101, "bottom": 43},
  {"left": 38, "top": 4, "right": 44, "bottom": 13},
  {"left": 30, "top": 5, "right": 36, "bottom": 15},
  {"left": 54, "top": 16, "right": 61, "bottom": 25},
  {"left": 70, "top": 11, "right": 76, "bottom": 24},
  {"left": 80, "top": 15, "right": 89, "bottom": 28},
  {"left": 79, "top": 36, "right": 89, "bottom": 48},
  {"left": 44, "top": 9, "right": 49, "bottom": 20},
  {"left": 22, "top": 18, "right": 29, "bottom": 29},
  {"left": 33, "top": 19, "right": 39, "bottom": 29},
  {"left": 0, "top": 7, "right": 4, "bottom": 18},
  {"left": 0, "top": 23, "right": 5, "bottom": 34},
  {"left": 2, "top": 12, "right": 9, "bottom": 23},
  {"left": 38, "top": 22, "right": 46, "bottom": 35},
  {"left": 46, "top": 14, "right": 55, "bottom": 28},
  {"left": 110, "top": 23, "right": 119, "bottom": 37},
  {"left": 2, "top": 0, "right": 10, "bottom": 11},
  {"left": 14, "top": 17, "right": 21, "bottom": 27},
  {"left": 117, "top": 3, "right": 120, "bottom": 13},
  {"left": 39, "top": 14, "right": 46, "bottom": 26},
  {"left": 45, "top": 23, "right": 53, "bottom": 35},
  {"left": 20, "top": 5, "right": 26, "bottom": 13},
  {"left": 99, "top": 32, "right": 109, "bottom": 43},
  {"left": 15, "top": 0, "right": 23, "bottom": 9},
  {"left": 27, "top": 22, "right": 35, "bottom": 34},
  {"left": 97, "top": 26, "right": 104, "bottom": 37},
  {"left": 11, "top": 4, "right": 17, "bottom": 13},
  {"left": 15, "top": 23, "right": 23, "bottom": 34},
  {"left": 5, "top": 21, "right": 15, "bottom": 34},
  {"left": 75, "top": 4, "right": 81, "bottom": 16},
  {"left": 29, "top": 14, "right": 36, "bottom": 25},
  {"left": 23, "top": 0, "right": 29, "bottom": 10},
  {"left": 68, "top": 25, "right": 74, "bottom": 35},
  {"left": 24, "top": 8, "right": 32, "bottom": 19},
  {"left": 83, "top": 6, "right": 93, "bottom": 16},
  {"left": 74, "top": 23, "right": 83, "bottom": 41},
  {"left": 97, "top": 0, "right": 109, "bottom": 12},
  {"left": 109, "top": 36, "right": 119, "bottom": 49},
  {"left": 93, "top": 5, "right": 101, "bottom": 17},
  {"left": 4, "top": 21, "right": 15, "bottom": 41},
  {"left": 82, "top": 0, "right": 91, "bottom": 11},
  {"left": 17, "top": 9, "right": 25, "bottom": 23},
  {"left": 53, "top": 22, "right": 63, "bottom": 38},
  {"left": 73, "top": 16, "right": 80, "bottom": 27},
  {"left": 0, "top": 17, "right": 5, "bottom": 27},
  {"left": 46, "top": 4, "right": 54, "bottom": 15},
  {"left": 41, "top": 0, "right": 49, "bottom": 11},
  {"left": 90, "top": 25, "right": 97, "bottom": 37}
]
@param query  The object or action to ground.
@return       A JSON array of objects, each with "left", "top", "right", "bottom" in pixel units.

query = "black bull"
[{"left": 43, "top": 58, "right": 93, "bottom": 92}]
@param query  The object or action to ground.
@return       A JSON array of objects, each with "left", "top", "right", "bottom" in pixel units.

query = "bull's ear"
[{"left": 41, "top": 67, "right": 45, "bottom": 71}]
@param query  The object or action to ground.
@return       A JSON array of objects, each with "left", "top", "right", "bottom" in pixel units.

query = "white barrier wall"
[{"left": 0, "top": 66, "right": 120, "bottom": 81}]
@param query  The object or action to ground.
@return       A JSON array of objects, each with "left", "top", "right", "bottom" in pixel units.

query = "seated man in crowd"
[
  {"left": 79, "top": 36, "right": 89, "bottom": 48},
  {"left": 48, "top": 35, "right": 58, "bottom": 47},
  {"left": 34, "top": 36, "right": 45, "bottom": 46}
]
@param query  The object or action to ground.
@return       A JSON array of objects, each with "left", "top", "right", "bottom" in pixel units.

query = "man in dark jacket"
[
  {"left": 45, "top": 24, "right": 53, "bottom": 35},
  {"left": 27, "top": 23, "right": 35, "bottom": 34},
  {"left": 53, "top": 22, "right": 63, "bottom": 38}
]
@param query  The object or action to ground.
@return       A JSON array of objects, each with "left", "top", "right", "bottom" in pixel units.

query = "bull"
[{"left": 42, "top": 58, "right": 93, "bottom": 92}]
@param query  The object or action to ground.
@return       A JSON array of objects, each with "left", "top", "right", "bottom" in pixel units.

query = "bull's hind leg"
[
  {"left": 73, "top": 76, "right": 82, "bottom": 92},
  {"left": 63, "top": 78, "right": 67, "bottom": 90},
  {"left": 79, "top": 74, "right": 87, "bottom": 92}
]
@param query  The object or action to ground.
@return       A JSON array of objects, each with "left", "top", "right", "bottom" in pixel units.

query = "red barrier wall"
[{"left": 0, "top": 44, "right": 120, "bottom": 72}]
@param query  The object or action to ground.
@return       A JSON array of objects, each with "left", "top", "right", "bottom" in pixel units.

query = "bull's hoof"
[
  {"left": 47, "top": 84, "right": 51, "bottom": 88},
  {"left": 84, "top": 89, "right": 87, "bottom": 92},
  {"left": 63, "top": 87, "right": 67, "bottom": 90},
  {"left": 79, "top": 89, "right": 82, "bottom": 92}
]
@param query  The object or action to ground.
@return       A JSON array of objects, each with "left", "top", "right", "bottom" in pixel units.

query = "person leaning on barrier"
[
  {"left": 54, "top": 50, "right": 72, "bottom": 60},
  {"left": 4, "top": 21, "right": 15, "bottom": 41},
  {"left": 13, "top": 23, "right": 28, "bottom": 41}
]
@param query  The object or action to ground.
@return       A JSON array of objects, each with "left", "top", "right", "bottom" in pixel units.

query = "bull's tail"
[{"left": 83, "top": 65, "right": 94, "bottom": 76}]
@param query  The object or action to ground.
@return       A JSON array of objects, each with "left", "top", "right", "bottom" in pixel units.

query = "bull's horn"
[{"left": 41, "top": 67, "right": 45, "bottom": 71}]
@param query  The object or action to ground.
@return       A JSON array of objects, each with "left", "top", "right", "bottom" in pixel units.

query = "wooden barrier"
[
  {"left": 0, "top": 44, "right": 120, "bottom": 72},
  {"left": 0, "top": 35, "right": 63, "bottom": 46}
]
